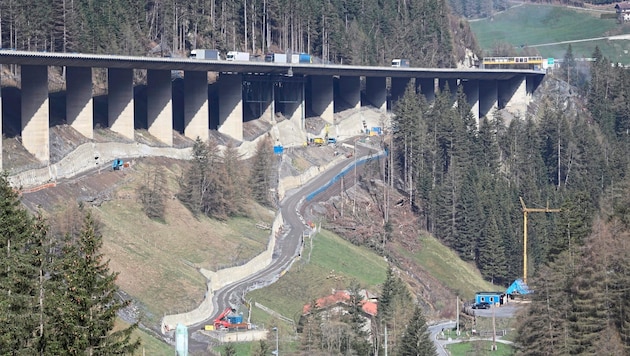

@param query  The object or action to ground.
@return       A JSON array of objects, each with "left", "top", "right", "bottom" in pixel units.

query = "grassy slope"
[
  {"left": 242, "top": 229, "right": 497, "bottom": 355},
  {"left": 470, "top": 3, "right": 630, "bottom": 63},
  {"left": 92, "top": 159, "right": 274, "bottom": 326},
  {"left": 396, "top": 233, "right": 497, "bottom": 301}
]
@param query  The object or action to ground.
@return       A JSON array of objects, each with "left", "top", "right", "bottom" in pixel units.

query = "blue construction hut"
[{"left": 475, "top": 291, "right": 504, "bottom": 305}]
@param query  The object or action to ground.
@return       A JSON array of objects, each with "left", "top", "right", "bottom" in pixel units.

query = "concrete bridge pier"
[
  {"left": 184, "top": 71, "right": 209, "bottom": 142},
  {"left": 276, "top": 79, "right": 304, "bottom": 124},
  {"left": 390, "top": 77, "right": 411, "bottom": 109},
  {"left": 462, "top": 79, "right": 480, "bottom": 126},
  {"left": 310, "top": 75, "right": 334, "bottom": 123},
  {"left": 147, "top": 70, "right": 174, "bottom": 146},
  {"left": 337, "top": 76, "right": 361, "bottom": 111},
  {"left": 417, "top": 78, "right": 436, "bottom": 102},
  {"left": 108, "top": 68, "right": 135, "bottom": 140},
  {"left": 66, "top": 66, "right": 94, "bottom": 139},
  {"left": 218, "top": 73, "right": 243, "bottom": 141},
  {"left": 479, "top": 80, "right": 498, "bottom": 120},
  {"left": 21, "top": 65, "right": 50, "bottom": 163},
  {"left": 499, "top": 75, "right": 527, "bottom": 116},
  {"left": 364, "top": 77, "right": 386, "bottom": 111}
]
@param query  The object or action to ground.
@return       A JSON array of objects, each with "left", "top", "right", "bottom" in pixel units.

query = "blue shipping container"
[
  {"left": 273, "top": 145, "right": 284, "bottom": 155},
  {"left": 227, "top": 315, "right": 243, "bottom": 324},
  {"left": 299, "top": 53, "right": 312, "bottom": 63}
]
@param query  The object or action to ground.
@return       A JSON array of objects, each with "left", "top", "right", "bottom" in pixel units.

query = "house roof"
[
  {"left": 302, "top": 290, "right": 378, "bottom": 316},
  {"left": 616, "top": 2, "right": 630, "bottom": 11}
]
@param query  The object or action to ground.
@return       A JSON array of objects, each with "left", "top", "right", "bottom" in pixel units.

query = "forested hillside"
[
  {"left": 387, "top": 46, "right": 630, "bottom": 350},
  {"left": 0, "top": 0, "right": 478, "bottom": 67},
  {"left": 391, "top": 46, "right": 630, "bottom": 287}
]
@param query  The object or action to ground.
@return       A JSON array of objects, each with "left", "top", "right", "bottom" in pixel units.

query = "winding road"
[{"left": 186, "top": 144, "right": 374, "bottom": 351}]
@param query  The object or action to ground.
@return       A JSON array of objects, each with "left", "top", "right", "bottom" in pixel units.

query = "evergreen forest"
[
  {"left": 390, "top": 45, "right": 630, "bottom": 352},
  {"left": 0, "top": 0, "right": 479, "bottom": 67}
]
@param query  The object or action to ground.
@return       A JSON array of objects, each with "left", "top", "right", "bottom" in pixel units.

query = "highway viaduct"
[{"left": 0, "top": 50, "right": 545, "bottom": 171}]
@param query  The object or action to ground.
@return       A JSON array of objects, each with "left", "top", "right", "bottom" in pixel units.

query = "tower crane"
[{"left": 519, "top": 197, "right": 560, "bottom": 284}]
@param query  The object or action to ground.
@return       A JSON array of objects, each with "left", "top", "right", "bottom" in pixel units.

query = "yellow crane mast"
[{"left": 519, "top": 197, "right": 561, "bottom": 284}]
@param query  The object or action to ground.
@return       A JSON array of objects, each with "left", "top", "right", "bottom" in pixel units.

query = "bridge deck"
[{"left": 0, "top": 50, "right": 544, "bottom": 80}]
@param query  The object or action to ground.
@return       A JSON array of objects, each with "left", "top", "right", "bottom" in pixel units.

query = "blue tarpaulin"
[{"left": 505, "top": 278, "right": 531, "bottom": 295}]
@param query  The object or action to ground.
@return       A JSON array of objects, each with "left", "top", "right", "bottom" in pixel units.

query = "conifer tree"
[
  {"left": 44, "top": 211, "right": 140, "bottom": 355},
  {"left": 249, "top": 135, "right": 275, "bottom": 206},
  {"left": 476, "top": 215, "right": 508, "bottom": 285},
  {"left": 398, "top": 305, "right": 436, "bottom": 356},
  {"left": 178, "top": 137, "right": 210, "bottom": 215},
  {"left": 0, "top": 173, "right": 43, "bottom": 353},
  {"left": 514, "top": 253, "right": 575, "bottom": 355}
]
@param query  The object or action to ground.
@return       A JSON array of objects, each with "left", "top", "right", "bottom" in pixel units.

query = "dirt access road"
[{"left": 186, "top": 142, "right": 379, "bottom": 352}]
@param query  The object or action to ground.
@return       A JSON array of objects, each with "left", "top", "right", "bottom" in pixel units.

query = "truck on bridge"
[
  {"left": 227, "top": 51, "right": 250, "bottom": 61},
  {"left": 190, "top": 49, "right": 221, "bottom": 60},
  {"left": 391, "top": 58, "right": 410, "bottom": 67}
]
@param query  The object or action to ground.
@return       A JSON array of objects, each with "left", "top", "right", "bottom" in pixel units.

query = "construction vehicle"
[
  {"left": 213, "top": 307, "right": 236, "bottom": 330},
  {"left": 211, "top": 307, "right": 251, "bottom": 331},
  {"left": 112, "top": 158, "right": 123, "bottom": 170}
]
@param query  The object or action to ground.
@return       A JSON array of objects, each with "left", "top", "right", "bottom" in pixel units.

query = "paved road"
[
  {"left": 429, "top": 321, "right": 456, "bottom": 356},
  {"left": 186, "top": 144, "right": 375, "bottom": 351}
]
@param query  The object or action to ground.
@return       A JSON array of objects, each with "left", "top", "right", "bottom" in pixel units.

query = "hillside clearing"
[{"left": 470, "top": 3, "right": 630, "bottom": 63}]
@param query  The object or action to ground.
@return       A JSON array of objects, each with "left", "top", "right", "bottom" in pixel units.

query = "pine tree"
[
  {"left": 398, "top": 305, "right": 436, "bottom": 356},
  {"left": 476, "top": 215, "right": 508, "bottom": 285},
  {"left": 0, "top": 173, "right": 43, "bottom": 353},
  {"left": 44, "top": 211, "right": 140, "bottom": 355},
  {"left": 249, "top": 135, "right": 275, "bottom": 206},
  {"left": 178, "top": 137, "right": 210, "bottom": 215},
  {"left": 514, "top": 253, "right": 575, "bottom": 355}
]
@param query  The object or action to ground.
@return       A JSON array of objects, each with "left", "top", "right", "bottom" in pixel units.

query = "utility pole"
[{"left": 519, "top": 197, "right": 560, "bottom": 284}]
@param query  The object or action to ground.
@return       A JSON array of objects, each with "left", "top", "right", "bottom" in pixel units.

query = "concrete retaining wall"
[
  {"left": 277, "top": 154, "right": 347, "bottom": 200},
  {"left": 9, "top": 142, "right": 193, "bottom": 189},
  {"left": 8, "top": 138, "right": 272, "bottom": 190},
  {"left": 162, "top": 212, "right": 284, "bottom": 331}
]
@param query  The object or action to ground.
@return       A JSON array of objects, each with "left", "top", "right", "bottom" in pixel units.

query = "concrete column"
[
  {"left": 338, "top": 76, "right": 360, "bottom": 110},
  {"left": 218, "top": 73, "right": 243, "bottom": 141},
  {"left": 146, "top": 69, "right": 173, "bottom": 146},
  {"left": 417, "top": 78, "right": 435, "bottom": 102},
  {"left": 66, "top": 66, "right": 93, "bottom": 139},
  {"left": 479, "top": 80, "right": 498, "bottom": 119},
  {"left": 390, "top": 77, "right": 411, "bottom": 109},
  {"left": 500, "top": 75, "right": 527, "bottom": 115},
  {"left": 21, "top": 65, "right": 49, "bottom": 163},
  {"left": 108, "top": 68, "right": 135, "bottom": 140},
  {"left": 365, "top": 77, "right": 386, "bottom": 111},
  {"left": 276, "top": 80, "right": 304, "bottom": 124},
  {"left": 184, "top": 71, "right": 209, "bottom": 142},
  {"left": 462, "top": 79, "right": 480, "bottom": 127},
  {"left": 310, "top": 75, "right": 333, "bottom": 123}
]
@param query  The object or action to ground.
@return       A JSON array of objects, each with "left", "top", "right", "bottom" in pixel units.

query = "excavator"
[
  {"left": 210, "top": 307, "right": 251, "bottom": 331},
  {"left": 213, "top": 307, "right": 236, "bottom": 330}
]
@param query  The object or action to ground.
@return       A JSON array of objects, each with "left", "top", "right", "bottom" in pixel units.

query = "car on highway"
[{"left": 472, "top": 302, "right": 491, "bottom": 309}]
